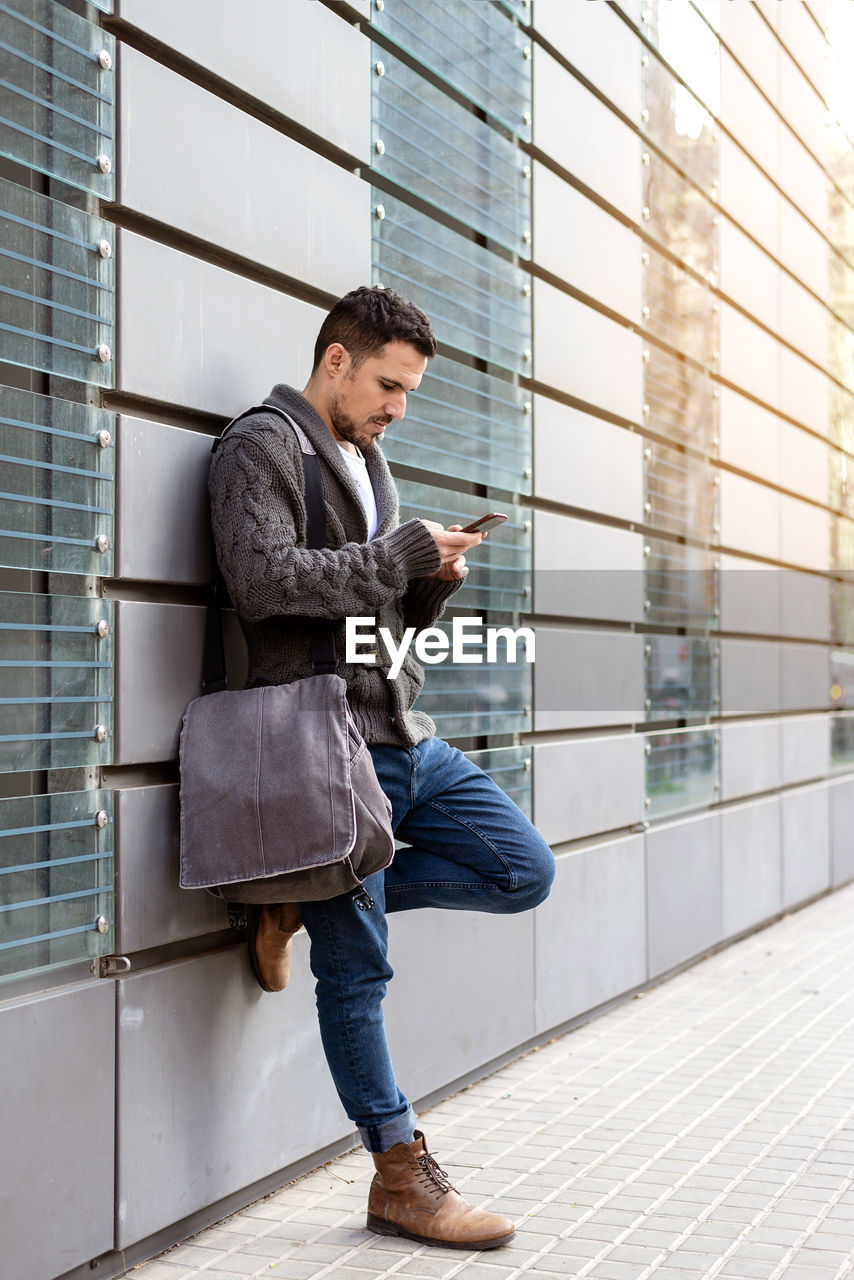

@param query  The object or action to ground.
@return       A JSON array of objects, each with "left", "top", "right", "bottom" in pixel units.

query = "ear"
[{"left": 323, "top": 343, "right": 350, "bottom": 379}]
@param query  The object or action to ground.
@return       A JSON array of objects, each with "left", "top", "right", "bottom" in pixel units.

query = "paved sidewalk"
[{"left": 130, "top": 883, "right": 854, "bottom": 1280}]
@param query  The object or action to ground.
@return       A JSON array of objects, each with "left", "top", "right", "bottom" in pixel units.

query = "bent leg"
[{"left": 373, "top": 737, "right": 555, "bottom": 917}]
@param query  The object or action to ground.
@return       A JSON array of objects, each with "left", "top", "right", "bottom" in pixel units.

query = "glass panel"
[
  {"left": 397, "top": 478, "right": 531, "bottom": 614},
  {"left": 645, "top": 442, "right": 716, "bottom": 539},
  {"left": 645, "top": 541, "right": 717, "bottom": 628},
  {"left": 645, "top": 724, "right": 719, "bottom": 818},
  {"left": 0, "top": 0, "right": 115, "bottom": 197},
  {"left": 830, "top": 646, "right": 854, "bottom": 709},
  {"left": 645, "top": 634, "right": 718, "bottom": 722},
  {"left": 373, "top": 194, "right": 531, "bottom": 374},
  {"left": 646, "top": 1, "right": 720, "bottom": 116},
  {"left": 832, "top": 515, "right": 854, "bottom": 572},
  {"left": 831, "top": 711, "right": 854, "bottom": 767},
  {"left": 0, "top": 591, "right": 113, "bottom": 772},
  {"left": 372, "top": 0, "right": 532, "bottom": 140},
  {"left": 0, "top": 788, "right": 112, "bottom": 981},
  {"left": 832, "top": 576, "right": 854, "bottom": 645},
  {"left": 0, "top": 175, "right": 115, "bottom": 385},
  {"left": 372, "top": 48, "right": 530, "bottom": 255},
  {"left": 466, "top": 744, "right": 531, "bottom": 817},
  {"left": 382, "top": 355, "right": 531, "bottom": 494},
  {"left": 645, "top": 347, "right": 718, "bottom": 451},
  {"left": 643, "top": 36, "right": 718, "bottom": 200},
  {"left": 412, "top": 616, "right": 532, "bottom": 739},
  {"left": 0, "top": 386, "right": 114, "bottom": 575},
  {"left": 644, "top": 244, "right": 717, "bottom": 365}
]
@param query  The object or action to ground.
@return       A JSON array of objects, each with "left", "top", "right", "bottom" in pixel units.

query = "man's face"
[{"left": 328, "top": 340, "right": 428, "bottom": 452}]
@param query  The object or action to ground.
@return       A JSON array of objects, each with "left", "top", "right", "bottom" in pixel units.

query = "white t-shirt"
[{"left": 337, "top": 444, "right": 378, "bottom": 540}]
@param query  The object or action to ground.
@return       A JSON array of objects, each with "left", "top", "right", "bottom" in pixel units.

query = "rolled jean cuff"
[{"left": 358, "top": 1104, "right": 417, "bottom": 1153}]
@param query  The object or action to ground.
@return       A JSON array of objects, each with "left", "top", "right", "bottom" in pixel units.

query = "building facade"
[{"left": 1, "top": 1, "right": 853, "bottom": 1277}]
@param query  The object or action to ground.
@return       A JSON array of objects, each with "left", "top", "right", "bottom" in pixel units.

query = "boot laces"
[{"left": 413, "top": 1149, "right": 455, "bottom": 1198}]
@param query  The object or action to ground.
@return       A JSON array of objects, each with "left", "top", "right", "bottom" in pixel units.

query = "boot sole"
[{"left": 366, "top": 1213, "right": 515, "bottom": 1250}]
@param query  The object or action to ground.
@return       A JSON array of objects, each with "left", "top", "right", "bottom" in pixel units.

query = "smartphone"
[{"left": 461, "top": 512, "right": 508, "bottom": 534}]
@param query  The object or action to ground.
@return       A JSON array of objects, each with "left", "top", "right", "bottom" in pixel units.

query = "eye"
[{"left": 380, "top": 381, "right": 395, "bottom": 391}]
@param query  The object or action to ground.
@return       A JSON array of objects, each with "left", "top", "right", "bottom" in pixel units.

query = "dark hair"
[{"left": 312, "top": 286, "right": 437, "bottom": 371}]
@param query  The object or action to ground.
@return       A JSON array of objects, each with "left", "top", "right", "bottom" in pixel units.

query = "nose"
[{"left": 386, "top": 391, "right": 407, "bottom": 420}]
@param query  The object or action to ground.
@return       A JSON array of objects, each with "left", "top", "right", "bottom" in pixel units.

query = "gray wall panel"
[
  {"left": 720, "top": 719, "right": 781, "bottom": 802},
  {"left": 534, "top": 47, "right": 641, "bottom": 220},
  {"left": 718, "top": 555, "right": 780, "bottom": 637},
  {"left": 534, "top": 0, "right": 640, "bottom": 121},
  {"left": 781, "top": 784, "right": 831, "bottom": 908},
  {"left": 116, "top": 0, "right": 370, "bottom": 161},
  {"left": 721, "top": 50, "right": 779, "bottom": 181},
  {"left": 115, "top": 947, "right": 350, "bottom": 1245},
  {"left": 830, "top": 777, "right": 854, "bottom": 886},
  {"left": 1, "top": 982, "right": 115, "bottom": 1280},
  {"left": 721, "top": 0, "right": 778, "bottom": 105},
  {"left": 119, "top": 47, "right": 369, "bottom": 300},
  {"left": 719, "top": 303, "right": 779, "bottom": 410},
  {"left": 533, "top": 394, "right": 643, "bottom": 522},
  {"left": 779, "top": 127, "right": 826, "bottom": 230},
  {"left": 117, "top": 231, "right": 324, "bottom": 415},
  {"left": 115, "top": 784, "right": 227, "bottom": 954},
  {"left": 720, "top": 640, "right": 781, "bottom": 716},
  {"left": 533, "top": 628, "right": 644, "bottom": 732},
  {"left": 778, "top": 273, "right": 829, "bottom": 367},
  {"left": 534, "top": 735, "right": 645, "bottom": 846},
  {"left": 534, "top": 836, "right": 646, "bottom": 1032},
  {"left": 115, "top": 600, "right": 205, "bottom": 764},
  {"left": 721, "top": 797, "right": 782, "bottom": 936},
  {"left": 779, "top": 570, "right": 830, "bottom": 641},
  {"left": 646, "top": 812, "right": 722, "bottom": 977},
  {"left": 778, "top": 422, "right": 828, "bottom": 507},
  {"left": 533, "top": 510, "right": 645, "bottom": 622},
  {"left": 116, "top": 417, "right": 213, "bottom": 585},
  {"left": 779, "top": 494, "right": 829, "bottom": 574},
  {"left": 534, "top": 280, "right": 643, "bottom": 420},
  {"left": 779, "top": 346, "right": 830, "bottom": 438},
  {"left": 780, "top": 714, "right": 829, "bottom": 786},
  {"left": 719, "top": 218, "right": 779, "bottom": 333},
  {"left": 719, "top": 471, "right": 780, "bottom": 561},
  {"left": 384, "top": 907, "right": 535, "bottom": 1101},
  {"left": 719, "top": 138, "right": 779, "bottom": 251},
  {"left": 718, "top": 386, "right": 779, "bottom": 482},
  {"left": 780, "top": 3, "right": 827, "bottom": 91},
  {"left": 780, "top": 643, "right": 830, "bottom": 713},
  {"left": 533, "top": 165, "right": 642, "bottom": 321},
  {"left": 779, "top": 198, "right": 828, "bottom": 302}
]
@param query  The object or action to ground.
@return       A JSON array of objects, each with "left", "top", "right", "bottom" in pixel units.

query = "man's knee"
[{"left": 508, "top": 835, "right": 556, "bottom": 912}]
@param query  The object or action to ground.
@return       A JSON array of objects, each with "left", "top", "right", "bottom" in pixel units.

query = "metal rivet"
[
  {"left": 522, "top": 111, "right": 532, "bottom": 126},
  {"left": 524, "top": 519, "right": 532, "bottom": 533},
  {"left": 642, "top": 305, "right": 650, "bottom": 319},
  {"left": 522, "top": 281, "right": 532, "bottom": 297},
  {"left": 645, "top": 741, "right": 652, "bottom": 754},
  {"left": 642, "top": 206, "right": 650, "bottom": 220},
  {"left": 94, "top": 724, "right": 109, "bottom": 743},
  {"left": 523, "top": 45, "right": 532, "bottom": 60},
  {"left": 96, "top": 429, "right": 112, "bottom": 449},
  {"left": 96, "top": 619, "right": 110, "bottom": 639},
  {"left": 524, "top": 757, "right": 531, "bottom": 771},
  {"left": 523, "top": 466, "right": 532, "bottom": 479},
  {"left": 642, "top": 152, "right": 650, "bottom": 165},
  {"left": 97, "top": 239, "right": 112, "bottom": 259},
  {"left": 97, "top": 154, "right": 112, "bottom": 174},
  {"left": 95, "top": 915, "right": 110, "bottom": 934},
  {"left": 641, "top": 109, "right": 649, "bottom": 123},
  {"left": 522, "top": 705, "right": 531, "bottom": 717},
  {"left": 645, "top": 644, "right": 652, "bottom": 656},
  {"left": 375, "top": 0, "right": 384, "bottom": 10},
  {"left": 641, "top": 54, "right": 649, "bottom": 68},
  {"left": 375, "top": 138, "right": 385, "bottom": 155},
  {"left": 644, "top": 446, "right": 652, "bottom": 459},
  {"left": 374, "top": 204, "right": 386, "bottom": 221},
  {"left": 523, "top": 401, "right": 532, "bottom": 414},
  {"left": 644, "top": 544, "right": 651, "bottom": 556},
  {"left": 522, "top": 164, "right": 532, "bottom": 179},
  {"left": 644, "top": 796, "right": 652, "bottom": 807},
  {"left": 95, "top": 534, "right": 110, "bottom": 553},
  {"left": 97, "top": 49, "right": 113, "bottom": 71},
  {"left": 522, "top": 229, "right": 532, "bottom": 244},
  {"left": 642, "top": 349, "right": 650, "bottom": 362},
  {"left": 96, "top": 344, "right": 112, "bottom": 363},
  {"left": 644, "top": 500, "right": 652, "bottom": 512},
  {"left": 523, "top": 348, "right": 532, "bottom": 362},
  {"left": 642, "top": 251, "right": 650, "bottom": 265},
  {"left": 95, "top": 809, "right": 109, "bottom": 829},
  {"left": 644, "top": 600, "right": 651, "bottom": 611},
  {"left": 374, "top": 60, "right": 385, "bottom": 76},
  {"left": 523, "top": 584, "right": 532, "bottom": 597}
]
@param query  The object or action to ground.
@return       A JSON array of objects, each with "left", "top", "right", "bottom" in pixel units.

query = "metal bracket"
[{"left": 91, "top": 955, "right": 131, "bottom": 978}]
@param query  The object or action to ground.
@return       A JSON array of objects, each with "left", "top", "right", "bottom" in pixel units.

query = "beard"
[{"left": 329, "top": 390, "right": 389, "bottom": 452}]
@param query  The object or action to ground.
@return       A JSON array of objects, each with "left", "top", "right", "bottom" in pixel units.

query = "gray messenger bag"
[{"left": 178, "top": 404, "right": 395, "bottom": 904}]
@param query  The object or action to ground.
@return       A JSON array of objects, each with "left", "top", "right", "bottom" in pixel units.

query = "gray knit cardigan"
[{"left": 208, "top": 384, "right": 462, "bottom": 747}]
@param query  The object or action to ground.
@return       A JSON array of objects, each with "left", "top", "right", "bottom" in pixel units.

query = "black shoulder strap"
[{"left": 201, "top": 402, "right": 338, "bottom": 693}]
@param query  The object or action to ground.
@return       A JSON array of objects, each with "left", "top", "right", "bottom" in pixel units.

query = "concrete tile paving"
[{"left": 127, "top": 883, "right": 854, "bottom": 1280}]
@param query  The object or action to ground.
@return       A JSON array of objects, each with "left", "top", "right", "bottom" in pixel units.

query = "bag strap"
[{"left": 201, "top": 401, "right": 338, "bottom": 694}]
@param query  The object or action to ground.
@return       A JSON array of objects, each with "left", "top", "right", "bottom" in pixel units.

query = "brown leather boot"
[
  {"left": 247, "top": 904, "right": 302, "bottom": 992},
  {"left": 366, "top": 1130, "right": 515, "bottom": 1249}
]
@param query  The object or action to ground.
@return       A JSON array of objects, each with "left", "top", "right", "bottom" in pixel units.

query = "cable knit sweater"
[{"left": 208, "top": 384, "right": 462, "bottom": 747}]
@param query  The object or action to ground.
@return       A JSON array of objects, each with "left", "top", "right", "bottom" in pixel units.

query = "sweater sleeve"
[
  {"left": 209, "top": 433, "right": 441, "bottom": 621},
  {"left": 401, "top": 575, "right": 464, "bottom": 630}
]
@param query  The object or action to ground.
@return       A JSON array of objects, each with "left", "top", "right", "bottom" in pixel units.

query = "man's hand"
[{"left": 420, "top": 520, "right": 485, "bottom": 581}]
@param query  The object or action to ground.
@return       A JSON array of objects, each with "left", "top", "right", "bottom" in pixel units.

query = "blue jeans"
[{"left": 297, "top": 736, "right": 555, "bottom": 1153}]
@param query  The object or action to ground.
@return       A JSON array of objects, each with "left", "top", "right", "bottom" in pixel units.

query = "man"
[{"left": 209, "top": 286, "right": 555, "bottom": 1250}]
